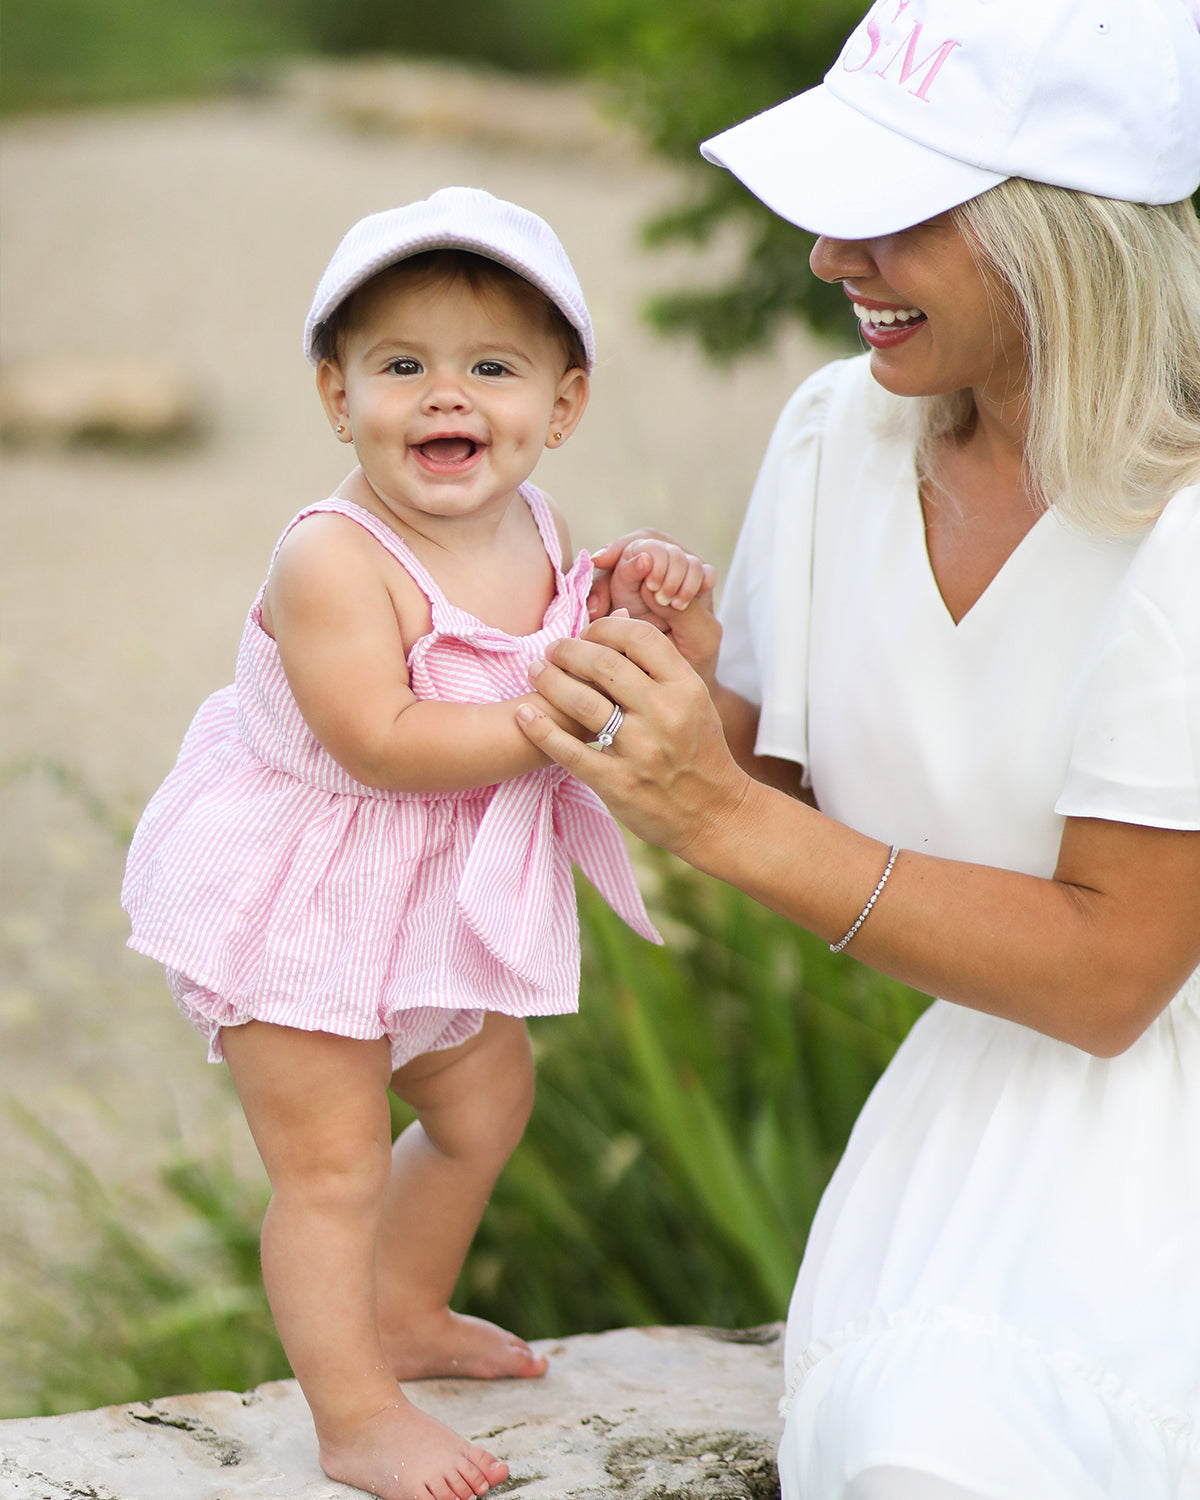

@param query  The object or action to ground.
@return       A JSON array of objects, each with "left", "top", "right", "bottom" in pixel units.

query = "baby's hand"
[
  {"left": 589, "top": 532, "right": 720, "bottom": 680},
  {"left": 611, "top": 538, "right": 715, "bottom": 620},
  {"left": 588, "top": 532, "right": 714, "bottom": 619}
]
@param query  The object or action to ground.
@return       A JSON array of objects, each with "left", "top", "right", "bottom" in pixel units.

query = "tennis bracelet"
[{"left": 829, "top": 844, "right": 900, "bottom": 954}]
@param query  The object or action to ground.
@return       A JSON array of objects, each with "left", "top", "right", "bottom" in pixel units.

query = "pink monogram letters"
[{"left": 842, "top": 3, "right": 963, "bottom": 103}]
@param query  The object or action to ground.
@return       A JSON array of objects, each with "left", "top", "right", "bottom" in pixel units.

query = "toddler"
[{"left": 122, "top": 187, "right": 713, "bottom": 1500}]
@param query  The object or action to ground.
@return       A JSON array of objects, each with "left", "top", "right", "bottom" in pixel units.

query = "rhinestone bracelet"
[{"left": 829, "top": 845, "right": 900, "bottom": 954}]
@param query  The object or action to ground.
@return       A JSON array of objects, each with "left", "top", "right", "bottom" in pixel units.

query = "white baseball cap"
[
  {"left": 304, "top": 185, "right": 594, "bottom": 368},
  {"left": 700, "top": 0, "right": 1200, "bottom": 240}
]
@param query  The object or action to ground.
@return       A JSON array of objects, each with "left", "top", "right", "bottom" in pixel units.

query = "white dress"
[{"left": 717, "top": 355, "right": 1200, "bottom": 1500}]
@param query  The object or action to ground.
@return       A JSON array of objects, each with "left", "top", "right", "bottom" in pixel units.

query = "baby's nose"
[{"left": 423, "top": 378, "right": 471, "bottom": 412}]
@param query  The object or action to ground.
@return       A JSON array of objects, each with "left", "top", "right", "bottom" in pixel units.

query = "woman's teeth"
[{"left": 854, "top": 303, "right": 925, "bottom": 327}]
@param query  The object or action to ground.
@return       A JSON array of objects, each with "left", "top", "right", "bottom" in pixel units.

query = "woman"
[{"left": 518, "top": 1, "right": 1200, "bottom": 1496}]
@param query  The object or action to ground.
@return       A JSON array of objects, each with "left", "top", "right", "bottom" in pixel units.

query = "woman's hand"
[{"left": 519, "top": 615, "right": 751, "bottom": 861}]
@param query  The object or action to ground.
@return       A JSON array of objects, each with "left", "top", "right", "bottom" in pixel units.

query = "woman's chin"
[{"left": 865, "top": 350, "right": 965, "bottom": 403}]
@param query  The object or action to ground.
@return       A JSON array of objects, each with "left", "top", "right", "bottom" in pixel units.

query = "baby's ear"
[
  {"left": 548, "top": 367, "right": 589, "bottom": 446},
  {"left": 316, "top": 359, "right": 352, "bottom": 440}
]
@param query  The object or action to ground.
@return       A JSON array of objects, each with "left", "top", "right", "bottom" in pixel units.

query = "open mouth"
[
  {"left": 853, "top": 302, "right": 927, "bottom": 330},
  {"left": 414, "top": 436, "right": 482, "bottom": 467}
]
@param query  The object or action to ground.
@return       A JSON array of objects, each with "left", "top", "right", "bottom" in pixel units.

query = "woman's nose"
[{"left": 809, "top": 235, "right": 875, "bottom": 284}]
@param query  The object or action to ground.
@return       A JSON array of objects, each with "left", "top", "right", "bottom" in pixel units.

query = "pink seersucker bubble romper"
[{"left": 122, "top": 485, "right": 660, "bottom": 1068}]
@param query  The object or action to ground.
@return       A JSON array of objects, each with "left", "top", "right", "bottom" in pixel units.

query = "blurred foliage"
[
  {"left": 0, "top": 0, "right": 597, "bottom": 112},
  {"left": 0, "top": 0, "right": 293, "bottom": 111},
  {"left": 3, "top": 857, "right": 927, "bottom": 1417},
  {"left": 586, "top": 0, "right": 866, "bottom": 353},
  {"left": 276, "top": 0, "right": 598, "bottom": 74}
]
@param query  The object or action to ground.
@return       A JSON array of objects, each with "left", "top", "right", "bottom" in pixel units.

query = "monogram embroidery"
[{"left": 842, "top": 5, "right": 963, "bottom": 103}]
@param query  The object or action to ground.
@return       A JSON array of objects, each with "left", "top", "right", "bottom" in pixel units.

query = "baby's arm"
[
  {"left": 263, "top": 514, "right": 581, "bottom": 793},
  {"left": 596, "top": 533, "right": 721, "bottom": 685}
]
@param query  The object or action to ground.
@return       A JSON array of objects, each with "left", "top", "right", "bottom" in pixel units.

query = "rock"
[
  {"left": 280, "top": 59, "right": 639, "bottom": 158},
  {"left": 0, "top": 358, "right": 204, "bottom": 450},
  {"left": 0, "top": 1323, "right": 784, "bottom": 1499}
]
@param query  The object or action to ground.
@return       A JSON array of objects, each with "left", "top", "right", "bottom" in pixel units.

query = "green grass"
[{"left": 1, "top": 1106, "right": 288, "bottom": 1416}]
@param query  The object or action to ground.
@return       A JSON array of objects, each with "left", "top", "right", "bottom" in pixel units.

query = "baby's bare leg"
[
  {"left": 378, "top": 1012, "right": 547, "bottom": 1380},
  {"left": 220, "top": 1021, "right": 508, "bottom": 1500}
]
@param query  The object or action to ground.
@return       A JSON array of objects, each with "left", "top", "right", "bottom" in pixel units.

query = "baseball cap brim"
[{"left": 700, "top": 83, "right": 1007, "bottom": 240}]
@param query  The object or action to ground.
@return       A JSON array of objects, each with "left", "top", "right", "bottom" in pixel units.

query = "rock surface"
[
  {"left": 0, "top": 1324, "right": 784, "bottom": 1500},
  {"left": 281, "top": 59, "right": 636, "bottom": 157},
  {"left": 0, "top": 357, "right": 203, "bottom": 449}
]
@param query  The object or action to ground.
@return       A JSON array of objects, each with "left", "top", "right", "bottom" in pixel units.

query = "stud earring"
[
  {"left": 336, "top": 423, "right": 347, "bottom": 436},
  {"left": 553, "top": 432, "right": 563, "bottom": 442}
]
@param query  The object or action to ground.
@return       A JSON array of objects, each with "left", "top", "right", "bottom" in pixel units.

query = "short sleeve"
[
  {"left": 1056, "top": 485, "right": 1200, "bottom": 830},
  {"left": 716, "top": 359, "right": 848, "bottom": 770}
]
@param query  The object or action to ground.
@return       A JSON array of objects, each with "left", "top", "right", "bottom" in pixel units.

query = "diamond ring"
[{"left": 587, "top": 703, "right": 624, "bottom": 751}]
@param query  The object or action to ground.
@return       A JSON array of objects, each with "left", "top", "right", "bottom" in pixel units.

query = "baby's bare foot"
[
  {"left": 319, "top": 1398, "right": 507, "bottom": 1500},
  {"left": 382, "top": 1307, "right": 548, "bottom": 1381}
]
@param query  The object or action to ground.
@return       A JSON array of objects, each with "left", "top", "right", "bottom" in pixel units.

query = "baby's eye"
[
  {"left": 473, "top": 360, "right": 512, "bottom": 378},
  {"left": 386, "top": 357, "right": 421, "bottom": 376}
]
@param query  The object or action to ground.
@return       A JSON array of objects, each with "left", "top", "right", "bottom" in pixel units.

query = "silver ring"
[{"left": 587, "top": 703, "right": 623, "bottom": 751}]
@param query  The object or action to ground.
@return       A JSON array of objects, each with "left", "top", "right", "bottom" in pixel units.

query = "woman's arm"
[
  {"left": 264, "top": 513, "right": 581, "bottom": 793},
  {"left": 713, "top": 685, "right": 809, "bottom": 799},
  {"left": 520, "top": 617, "right": 1200, "bottom": 1056}
]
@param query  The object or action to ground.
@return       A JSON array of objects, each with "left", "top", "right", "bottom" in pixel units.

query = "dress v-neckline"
[{"left": 906, "top": 462, "right": 1052, "bottom": 630}]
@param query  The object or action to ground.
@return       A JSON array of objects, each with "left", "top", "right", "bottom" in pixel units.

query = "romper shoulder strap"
[
  {"left": 276, "top": 498, "right": 449, "bottom": 610},
  {"left": 520, "top": 482, "right": 565, "bottom": 572}
]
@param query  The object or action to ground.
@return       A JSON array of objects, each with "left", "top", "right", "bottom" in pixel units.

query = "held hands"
[
  {"left": 520, "top": 615, "right": 751, "bottom": 864},
  {"left": 587, "top": 531, "right": 720, "bottom": 684}
]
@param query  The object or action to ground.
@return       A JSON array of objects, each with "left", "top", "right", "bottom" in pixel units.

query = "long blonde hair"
[{"left": 916, "top": 179, "right": 1200, "bottom": 533}]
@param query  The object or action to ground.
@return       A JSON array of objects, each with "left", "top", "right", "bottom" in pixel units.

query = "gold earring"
[
  {"left": 336, "top": 423, "right": 347, "bottom": 435},
  {"left": 553, "top": 431, "right": 563, "bottom": 442}
]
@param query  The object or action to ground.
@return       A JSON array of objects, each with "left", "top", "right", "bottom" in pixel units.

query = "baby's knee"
[
  {"left": 274, "top": 1133, "right": 393, "bottom": 1214},
  {"left": 405, "top": 1018, "right": 535, "bottom": 1164},
  {"left": 446, "top": 1059, "right": 534, "bottom": 1165}
]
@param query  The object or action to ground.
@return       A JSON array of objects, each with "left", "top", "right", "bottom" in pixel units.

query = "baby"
[{"left": 123, "top": 187, "right": 713, "bottom": 1499}]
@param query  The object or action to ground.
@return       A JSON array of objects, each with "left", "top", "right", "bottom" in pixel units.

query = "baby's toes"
[
  {"left": 467, "top": 1445, "right": 509, "bottom": 1491},
  {"left": 440, "top": 1471, "right": 477, "bottom": 1500},
  {"left": 524, "top": 1348, "right": 550, "bottom": 1377}
]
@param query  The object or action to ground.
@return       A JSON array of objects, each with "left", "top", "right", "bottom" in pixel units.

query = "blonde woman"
[{"left": 518, "top": 1, "right": 1200, "bottom": 1496}]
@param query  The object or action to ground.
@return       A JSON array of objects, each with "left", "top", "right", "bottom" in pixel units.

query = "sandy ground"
[{"left": 0, "top": 63, "right": 830, "bottom": 1386}]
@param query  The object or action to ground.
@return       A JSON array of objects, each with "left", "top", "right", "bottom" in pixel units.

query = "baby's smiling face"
[{"left": 317, "top": 268, "right": 588, "bottom": 534}]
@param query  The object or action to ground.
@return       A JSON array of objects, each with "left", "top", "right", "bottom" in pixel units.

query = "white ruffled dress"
[{"left": 717, "top": 356, "right": 1200, "bottom": 1500}]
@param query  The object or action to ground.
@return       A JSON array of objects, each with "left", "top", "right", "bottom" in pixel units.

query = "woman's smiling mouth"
[
  {"left": 851, "top": 299, "right": 928, "bottom": 347},
  {"left": 853, "top": 302, "right": 926, "bottom": 328}
]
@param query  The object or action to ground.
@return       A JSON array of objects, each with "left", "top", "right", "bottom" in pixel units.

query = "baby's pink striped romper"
[{"left": 122, "top": 486, "right": 660, "bottom": 1068}]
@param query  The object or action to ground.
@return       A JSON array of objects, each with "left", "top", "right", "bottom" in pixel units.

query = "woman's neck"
[{"left": 919, "top": 390, "right": 1041, "bottom": 624}]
